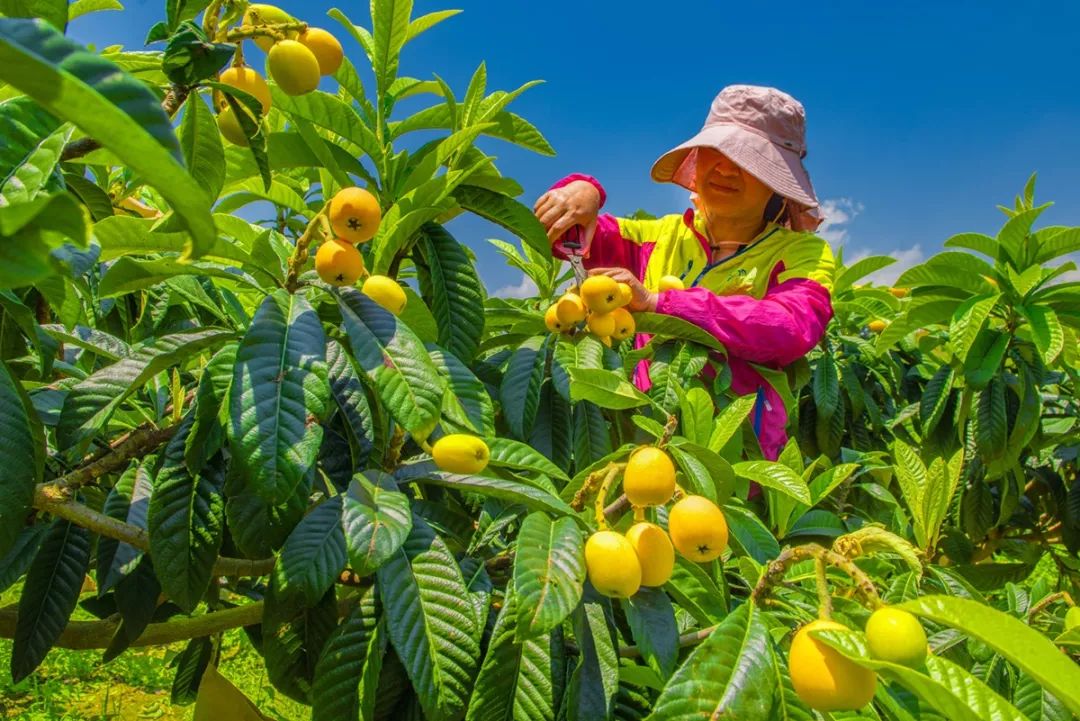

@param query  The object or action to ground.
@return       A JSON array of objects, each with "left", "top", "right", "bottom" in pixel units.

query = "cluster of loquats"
[
  {"left": 311, "top": 187, "right": 406, "bottom": 315},
  {"left": 214, "top": 4, "right": 344, "bottom": 146},
  {"left": 789, "top": 605, "right": 929, "bottom": 711},
  {"left": 545, "top": 276, "right": 636, "bottom": 347},
  {"left": 584, "top": 446, "right": 729, "bottom": 599}
]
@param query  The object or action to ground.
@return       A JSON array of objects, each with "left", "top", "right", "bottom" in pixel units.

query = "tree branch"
[
  {"left": 50, "top": 423, "right": 179, "bottom": 494},
  {"left": 0, "top": 601, "right": 265, "bottom": 650},
  {"left": 60, "top": 84, "right": 192, "bottom": 162},
  {"left": 33, "top": 484, "right": 274, "bottom": 578}
]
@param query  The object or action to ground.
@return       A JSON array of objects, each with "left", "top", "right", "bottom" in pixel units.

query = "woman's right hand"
[{"left": 533, "top": 180, "right": 601, "bottom": 246}]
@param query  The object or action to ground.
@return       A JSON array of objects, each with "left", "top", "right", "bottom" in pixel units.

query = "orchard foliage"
[{"left": 1, "top": 0, "right": 1079, "bottom": 719}]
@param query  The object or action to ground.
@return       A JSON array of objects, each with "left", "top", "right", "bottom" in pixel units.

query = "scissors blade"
[{"left": 562, "top": 226, "right": 588, "bottom": 289}]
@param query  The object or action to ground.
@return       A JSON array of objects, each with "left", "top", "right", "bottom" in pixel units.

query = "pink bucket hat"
[{"left": 651, "top": 85, "right": 824, "bottom": 231}]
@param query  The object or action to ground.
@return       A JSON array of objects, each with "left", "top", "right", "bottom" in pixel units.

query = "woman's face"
[{"left": 694, "top": 148, "right": 775, "bottom": 221}]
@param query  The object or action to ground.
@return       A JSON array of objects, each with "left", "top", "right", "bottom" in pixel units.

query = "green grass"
[{"left": 0, "top": 586, "right": 309, "bottom": 720}]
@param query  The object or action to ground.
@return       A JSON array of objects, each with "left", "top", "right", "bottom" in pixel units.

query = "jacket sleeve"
[
  {"left": 548, "top": 174, "right": 646, "bottom": 271},
  {"left": 655, "top": 279, "right": 833, "bottom": 367}
]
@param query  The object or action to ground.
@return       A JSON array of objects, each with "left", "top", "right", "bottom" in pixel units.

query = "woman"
[{"left": 533, "top": 85, "right": 835, "bottom": 461}]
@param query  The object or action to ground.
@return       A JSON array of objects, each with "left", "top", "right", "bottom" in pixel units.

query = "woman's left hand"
[{"left": 588, "top": 268, "right": 657, "bottom": 312}]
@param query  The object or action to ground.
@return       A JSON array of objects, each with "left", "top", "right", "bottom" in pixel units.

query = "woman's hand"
[
  {"left": 533, "top": 180, "right": 601, "bottom": 245},
  {"left": 588, "top": 268, "right": 657, "bottom": 312}
]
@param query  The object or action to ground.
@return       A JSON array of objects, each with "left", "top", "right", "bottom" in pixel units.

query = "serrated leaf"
[
  {"left": 513, "top": 513, "right": 585, "bottom": 640},
  {"left": 734, "top": 461, "right": 811, "bottom": 504},
  {"left": 276, "top": 496, "right": 347, "bottom": 606},
  {"left": 489, "top": 437, "right": 569, "bottom": 482},
  {"left": 567, "top": 367, "right": 651, "bottom": 410},
  {"left": 415, "top": 223, "right": 485, "bottom": 363},
  {"left": 566, "top": 599, "right": 619, "bottom": 721},
  {"left": 170, "top": 637, "right": 212, "bottom": 705},
  {"left": 185, "top": 343, "right": 236, "bottom": 474},
  {"left": 377, "top": 514, "right": 482, "bottom": 721},
  {"left": 11, "top": 519, "right": 90, "bottom": 683},
  {"left": 976, "top": 378, "right": 1007, "bottom": 462},
  {"left": 573, "top": 401, "right": 612, "bottom": 468},
  {"left": 920, "top": 365, "right": 954, "bottom": 436},
  {"left": 57, "top": 328, "right": 233, "bottom": 453},
  {"left": 664, "top": 557, "right": 728, "bottom": 625},
  {"left": 949, "top": 294, "right": 1000, "bottom": 363},
  {"left": 336, "top": 287, "right": 443, "bottom": 438},
  {"left": 648, "top": 602, "right": 773, "bottom": 719},
  {"left": 708, "top": 394, "right": 756, "bottom": 453},
  {"left": 1018, "top": 305, "right": 1064, "bottom": 365},
  {"left": 271, "top": 87, "right": 380, "bottom": 159},
  {"left": 262, "top": 581, "right": 338, "bottom": 703},
  {"left": 229, "top": 290, "right": 328, "bottom": 504},
  {"left": 552, "top": 334, "right": 606, "bottom": 402},
  {"left": 178, "top": 93, "right": 225, "bottom": 203},
  {"left": 396, "top": 463, "right": 576, "bottom": 517},
  {"left": 1014, "top": 673, "right": 1070, "bottom": 721},
  {"left": 500, "top": 335, "right": 546, "bottom": 438},
  {"left": 452, "top": 184, "right": 550, "bottom": 259},
  {"left": 622, "top": 588, "right": 678, "bottom": 680},
  {"left": 898, "top": 595, "right": 1080, "bottom": 717},
  {"left": 427, "top": 343, "right": 493, "bottom": 435},
  {"left": 342, "top": 472, "right": 412, "bottom": 577},
  {"left": 0, "top": 359, "right": 40, "bottom": 556},
  {"left": 311, "top": 587, "right": 383, "bottom": 721},
  {"left": 466, "top": 583, "right": 565, "bottom": 721},
  {"left": 148, "top": 419, "right": 224, "bottom": 612},
  {"left": 812, "top": 352, "right": 839, "bottom": 420},
  {"left": 326, "top": 339, "right": 377, "bottom": 468},
  {"left": 97, "top": 460, "right": 153, "bottom": 593},
  {"left": 723, "top": 503, "right": 780, "bottom": 564},
  {"left": 0, "top": 18, "right": 216, "bottom": 257}
]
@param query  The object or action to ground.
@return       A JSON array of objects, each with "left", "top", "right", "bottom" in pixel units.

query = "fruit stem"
[
  {"left": 658, "top": 414, "right": 679, "bottom": 448},
  {"left": 594, "top": 465, "right": 621, "bottom": 530},
  {"left": 814, "top": 556, "right": 833, "bottom": 620},
  {"left": 285, "top": 206, "right": 328, "bottom": 292},
  {"left": 750, "top": 543, "right": 882, "bottom": 610},
  {"left": 1027, "top": 591, "right": 1076, "bottom": 620},
  {"left": 223, "top": 21, "right": 308, "bottom": 43},
  {"left": 632, "top": 506, "right": 645, "bottom": 522}
]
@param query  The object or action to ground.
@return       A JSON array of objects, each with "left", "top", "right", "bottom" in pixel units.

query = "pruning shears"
[{"left": 559, "top": 225, "right": 588, "bottom": 290}]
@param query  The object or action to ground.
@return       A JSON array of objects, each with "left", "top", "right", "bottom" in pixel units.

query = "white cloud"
[
  {"left": 493, "top": 274, "right": 538, "bottom": 299},
  {"left": 856, "top": 245, "right": 927, "bottom": 286},
  {"left": 817, "top": 197, "right": 864, "bottom": 245}
]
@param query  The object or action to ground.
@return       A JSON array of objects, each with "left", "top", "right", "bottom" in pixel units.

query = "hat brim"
[{"left": 650, "top": 123, "right": 819, "bottom": 210}]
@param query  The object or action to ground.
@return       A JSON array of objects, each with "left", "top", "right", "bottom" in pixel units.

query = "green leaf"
[
  {"left": 573, "top": 401, "right": 612, "bottom": 468},
  {"left": 371, "top": 0, "right": 413, "bottom": 100},
  {"left": 648, "top": 602, "right": 774, "bottom": 720},
  {"left": 833, "top": 255, "right": 897, "bottom": 293},
  {"left": 812, "top": 352, "right": 840, "bottom": 420},
  {"left": 501, "top": 336, "right": 546, "bottom": 438},
  {"left": 276, "top": 496, "right": 347, "bottom": 606},
  {"left": 98, "top": 255, "right": 263, "bottom": 297},
  {"left": 622, "top": 588, "right": 678, "bottom": 680},
  {"left": 567, "top": 367, "right": 651, "bottom": 410},
  {"left": 679, "top": 387, "right": 714, "bottom": 447},
  {"left": 169, "top": 637, "right": 211, "bottom": 705},
  {"left": 57, "top": 328, "right": 233, "bottom": 452},
  {"left": 997, "top": 203, "right": 1049, "bottom": 266},
  {"left": 342, "top": 472, "right": 412, "bottom": 577},
  {"left": 566, "top": 599, "right": 619, "bottom": 721},
  {"left": 964, "top": 329, "right": 1009, "bottom": 390},
  {"left": 97, "top": 461, "right": 152, "bottom": 593},
  {"left": 262, "top": 581, "right": 338, "bottom": 703},
  {"left": 488, "top": 437, "right": 569, "bottom": 482},
  {"left": 147, "top": 419, "right": 224, "bottom": 612},
  {"left": 1018, "top": 305, "right": 1063, "bottom": 365},
  {"left": 0, "top": 360, "right": 40, "bottom": 557},
  {"left": 326, "top": 340, "right": 377, "bottom": 467},
  {"left": 415, "top": 223, "right": 485, "bottom": 363},
  {"left": 1014, "top": 673, "right": 1071, "bottom": 721},
  {"left": 67, "top": 0, "right": 123, "bottom": 21},
  {"left": 1, "top": 0, "right": 67, "bottom": 30},
  {"left": 91, "top": 216, "right": 251, "bottom": 267},
  {"left": 898, "top": 595, "right": 1080, "bottom": 716},
  {"left": 920, "top": 365, "right": 954, "bottom": 436},
  {"left": 708, "top": 395, "right": 756, "bottom": 453},
  {"left": 229, "top": 290, "right": 328, "bottom": 504},
  {"left": 513, "top": 513, "right": 585, "bottom": 640},
  {"left": 396, "top": 464, "right": 576, "bottom": 517},
  {"left": 664, "top": 557, "right": 728, "bottom": 624},
  {"left": 632, "top": 312, "right": 725, "bottom": 351},
  {"left": 975, "top": 377, "right": 1007, "bottom": 462},
  {"left": 377, "top": 514, "right": 482, "bottom": 721},
  {"left": 898, "top": 252, "right": 997, "bottom": 293},
  {"left": 270, "top": 87, "right": 380, "bottom": 160},
  {"left": 1033, "top": 226, "right": 1080, "bottom": 265},
  {"left": 0, "top": 123, "right": 69, "bottom": 207},
  {"left": 0, "top": 525, "right": 47, "bottom": 595},
  {"left": 723, "top": 503, "right": 780, "bottom": 564},
  {"left": 428, "top": 344, "right": 493, "bottom": 435},
  {"left": 177, "top": 93, "right": 225, "bottom": 203},
  {"left": 466, "top": 582, "right": 565, "bottom": 721},
  {"left": 552, "top": 334, "right": 605, "bottom": 402},
  {"left": 185, "top": 343, "right": 235, "bottom": 474},
  {"left": 11, "top": 519, "right": 90, "bottom": 683},
  {"left": 949, "top": 294, "right": 1000, "bottom": 363},
  {"left": 336, "top": 287, "right": 444, "bottom": 438},
  {"left": 0, "top": 18, "right": 216, "bottom": 258},
  {"left": 311, "top": 587, "right": 384, "bottom": 721},
  {"left": 734, "top": 461, "right": 811, "bottom": 504},
  {"left": 944, "top": 231, "right": 998, "bottom": 258},
  {"left": 452, "top": 184, "right": 551, "bottom": 260}
]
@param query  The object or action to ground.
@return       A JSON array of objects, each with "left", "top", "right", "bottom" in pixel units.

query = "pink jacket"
[{"left": 551, "top": 174, "right": 835, "bottom": 460}]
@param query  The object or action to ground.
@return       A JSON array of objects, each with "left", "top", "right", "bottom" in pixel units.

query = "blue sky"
[{"left": 71, "top": 0, "right": 1080, "bottom": 295}]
